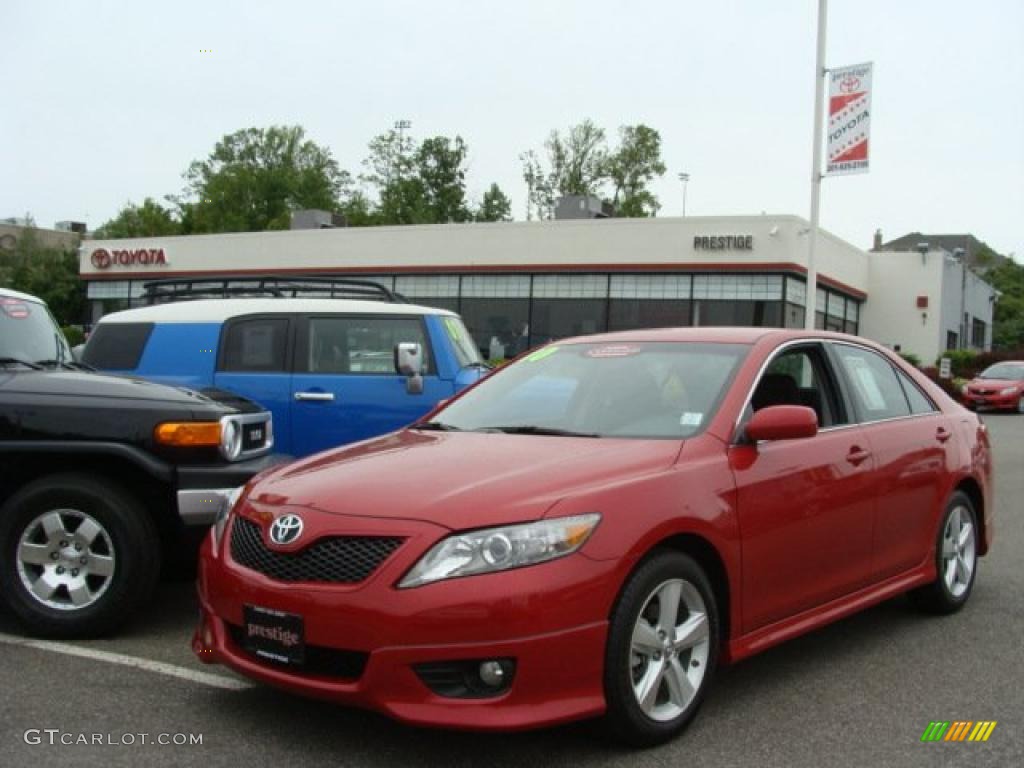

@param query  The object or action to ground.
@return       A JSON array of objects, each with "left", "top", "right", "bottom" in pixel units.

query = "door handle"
[
  {"left": 935, "top": 427, "right": 952, "bottom": 443},
  {"left": 846, "top": 446, "right": 871, "bottom": 466},
  {"left": 294, "top": 391, "right": 335, "bottom": 402}
]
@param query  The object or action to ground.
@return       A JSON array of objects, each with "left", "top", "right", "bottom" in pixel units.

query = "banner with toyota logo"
[{"left": 827, "top": 62, "right": 872, "bottom": 176}]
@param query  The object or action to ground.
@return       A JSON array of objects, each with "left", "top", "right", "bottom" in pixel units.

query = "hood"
[
  {"left": 968, "top": 378, "right": 1022, "bottom": 390},
  {"left": 247, "top": 430, "right": 682, "bottom": 530},
  {"left": 0, "top": 369, "right": 257, "bottom": 413}
]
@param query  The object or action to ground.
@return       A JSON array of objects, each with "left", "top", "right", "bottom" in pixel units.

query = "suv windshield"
[
  {"left": 429, "top": 341, "right": 749, "bottom": 438},
  {"left": 979, "top": 363, "right": 1024, "bottom": 381},
  {"left": 0, "top": 296, "right": 72, "bottom": 365}
]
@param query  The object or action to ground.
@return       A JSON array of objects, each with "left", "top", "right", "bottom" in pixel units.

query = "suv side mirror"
[
  {"left": 394, "top": 342, "right": 424, "bottom": 395},
  {"left": 745, "top": 405, "right": 818, "bottom": 442}
]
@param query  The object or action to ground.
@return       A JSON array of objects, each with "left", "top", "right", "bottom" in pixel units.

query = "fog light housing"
[{"left": 414, "top": 658, "right": 516, "bottom": 698}]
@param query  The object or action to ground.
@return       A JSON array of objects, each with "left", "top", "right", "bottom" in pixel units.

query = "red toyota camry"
[{"left": 194, "top": 328, "right": 993, "bottom": 746}]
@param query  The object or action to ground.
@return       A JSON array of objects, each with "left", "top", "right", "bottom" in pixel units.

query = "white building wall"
[{"left": 863, "top": 250, "right": 945, "bottom": 363}]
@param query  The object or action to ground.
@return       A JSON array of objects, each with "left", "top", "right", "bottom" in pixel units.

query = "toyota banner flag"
[{"left": 827, "top": 62, "right": 872, "bottom": 175}]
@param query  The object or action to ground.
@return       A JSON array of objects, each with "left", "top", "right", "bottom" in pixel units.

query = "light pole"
[
  {"left": 678, "top": 172, "right": 690, "bottom": 216},
  {"left": 954, "top": 246, "right": 967, "bottom": 349}
]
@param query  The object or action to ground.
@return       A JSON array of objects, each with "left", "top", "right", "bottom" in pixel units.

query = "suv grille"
[{"left": 230, "top": 517, "right": 403, "bottom": 584}]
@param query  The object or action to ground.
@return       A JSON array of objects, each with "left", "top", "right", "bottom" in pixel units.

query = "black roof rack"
[{"left": 141, "top": 276, "right": 406, "bottom": 305}]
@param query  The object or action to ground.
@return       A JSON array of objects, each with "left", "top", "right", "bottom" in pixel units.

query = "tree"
[
  {"left": 605, "top": 125, "right": 667, "bottom": 218},
  {"left": 415, "top": 136, "right": 471, "bottom": 223},
  {"left": 0, "top": 227, "right": 84, "bottom": 325},
  {"left": 986, "top": 258, "right": 1024, "bottom": 348},
  {"left": 177, "top": 126, "right": 347, "bottom": 233},
  {"left": 521, "top": 119, "right": 608, "bottom": 219},
  {"left": 361, "top": 127, "right": 424, "bottom": 225},
  {"left": 94, "top": 198, "right": 180, "bottom": 238},
  {"left": 475, "top": 183, "right": 513, "bottom": 222}
]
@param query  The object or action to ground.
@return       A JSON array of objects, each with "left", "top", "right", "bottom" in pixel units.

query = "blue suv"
[{"left": 83, "top": 280, "right": 488, "bottom": 457}]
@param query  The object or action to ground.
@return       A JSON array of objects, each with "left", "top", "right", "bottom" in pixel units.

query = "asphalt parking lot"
[{"left": 1, "top": 414, "right": 1022, "bottom": 768}]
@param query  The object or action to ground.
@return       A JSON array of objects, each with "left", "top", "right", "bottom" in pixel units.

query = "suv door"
[
  {"left": 290, "top": 315, "right": 448, "bottom": 455},
  {"left": 830, "top": 343, "right": 952, "bottom": 581},
  {"left": 731, "top": 342, "right": 877, "bottom": 634}
]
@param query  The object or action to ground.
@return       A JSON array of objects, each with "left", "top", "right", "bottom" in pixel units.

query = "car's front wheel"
[
  {"left": 909, "top": 490, "right": 978, "bottom": 614},
  {"left": 0, "top": 474, "right": 160, "bottom": 637},
  {"left": 603, "top": 550, "right": 719, "bottom": 747}
]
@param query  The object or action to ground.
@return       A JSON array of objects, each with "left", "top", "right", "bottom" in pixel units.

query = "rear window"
[
  {"left": 220, "top": 317, "right": 289, "bottom": 372},
  {"left": 83, "top": 323, "right": 154, "bottom": 370}
]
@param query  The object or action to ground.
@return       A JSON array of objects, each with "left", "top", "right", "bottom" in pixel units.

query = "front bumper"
[
  {"left": 964, "top": 392, "right": 1020, "bottom": 410},
  {"left": 176, "top": 454, "right": 291, "bottom": 525},
  {"left": 193, "top": 521, "right": 618, "bottom": 730}
]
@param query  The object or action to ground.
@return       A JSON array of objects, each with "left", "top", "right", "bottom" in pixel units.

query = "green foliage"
[
  {"left": 177, "top": 125, "right": 349, "bottom": 233},
  {"left": 985, "top": 258, "right": 1024, "bottom": 348},
  {"left": 0, "top": 228, "right": 85, "bottom": 325},
  {"left": 897, "top": 351, "right": 922, "bottom": 367},
  {"left": 94, "top": 197, "right": 180, "bottom": 239},
  {"left": 61, "top": 325, "right": 85, "bottom": 347},
  {"left": 475, "top": 184, "right": 513, "bottom": 222},
  {"left": 520, "top": 120, "right": 666, "bottom": 219},
  {"left": 935, "top": 348, "right": 978, "bottom": 378}
]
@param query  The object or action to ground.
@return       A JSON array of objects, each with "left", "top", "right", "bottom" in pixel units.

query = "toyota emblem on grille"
[{"left": 270, "top": 514, "right": 304, "bottom": 545}]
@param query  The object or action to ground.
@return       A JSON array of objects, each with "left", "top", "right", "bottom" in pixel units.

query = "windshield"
[
  {"left": 429, "top": 341, "right": 748, "bottom": 438},
  {"left": 0, "top": 296, "right": 72, "bottom": 365},
  {"left": 441, "top": 315, "right": 485, "bottom": 368},
  {"left": 979, "top": 363, "right": 1024, "bottom": 381}
]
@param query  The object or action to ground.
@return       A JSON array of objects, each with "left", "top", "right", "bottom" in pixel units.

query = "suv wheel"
[
  {"left": 0, "top": 474, "right": 160, "bottom": 637},
  {"left": 603, "top": 551, "right": 719, "bottom": 747},
  {"left": 909, "top": 490, "right": 978, "bottom": 614}
]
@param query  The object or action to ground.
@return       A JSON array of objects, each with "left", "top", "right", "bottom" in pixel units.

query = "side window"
[
  {"left": 752, "top": 345, "right": 844, "bottom": 427},
  {"left": 305, "top": 316, "right": 432, "bottom": 375},
  {"left": 834, "top": 345, "right": 911, "bottom": 421},
  {"left": 895, "top": 368, "right": 938, "bottom": 414},
  {"left": 220, "top": 318, "right": 289, "bottom": 372},
  {"left": 82, "top": 323, "right": 153, "bottom": 370}
]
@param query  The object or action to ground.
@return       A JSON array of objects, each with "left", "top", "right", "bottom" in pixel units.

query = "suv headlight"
[
  {"left": 398, "top": 513, "right": 601, "bottom": 588},
  {"left": 219, "top": 417, "right": 243, "bottom": 461}
]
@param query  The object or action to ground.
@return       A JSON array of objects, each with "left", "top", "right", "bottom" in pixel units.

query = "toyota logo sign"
[
  {"left": 269, "top": 514, "right": 304, "bottom": 545},
  {"left": 91, "top": 248, "right": 112, "bottom": 269}
]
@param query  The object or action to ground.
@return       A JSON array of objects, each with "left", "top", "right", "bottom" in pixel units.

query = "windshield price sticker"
[
  {"left": 586, "top": 345, "right": 642, "bottom": 359},
  {"left": 1, "top": 299, "right": 31, "bottom": 319},
  {"left": 680, "top": 412, "right": 704, "bottom": 427}
]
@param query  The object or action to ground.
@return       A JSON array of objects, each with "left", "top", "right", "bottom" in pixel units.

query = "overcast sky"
[{"left": 2, "top": 0, "right": 1021, "bottom": 259}]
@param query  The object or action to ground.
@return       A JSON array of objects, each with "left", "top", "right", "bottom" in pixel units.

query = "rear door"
[
  {"left": 289, "top": 314, "right": 448, "bottom": 456},
  {"left": 829, "top": 343, "right": 951, "bottom": 580},
  {"left": 732, "top": 342, "right": 877, "bottom": 633}
]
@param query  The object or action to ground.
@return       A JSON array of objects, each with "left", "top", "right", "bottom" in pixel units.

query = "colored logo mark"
[{"left": 920, "top": 721, "right": 997, "bottom": 742}]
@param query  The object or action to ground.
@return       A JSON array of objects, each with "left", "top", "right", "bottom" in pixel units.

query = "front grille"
[
  {"left": 226, "top": 623, "right": 368, "bottom": 680},
  {"left": 230, "top": 516, "right": 403, "bottom": 584}
]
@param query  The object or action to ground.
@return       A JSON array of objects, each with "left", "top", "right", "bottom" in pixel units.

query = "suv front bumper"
[{"left": 177, "top": 454, "right": 290, "bottom": 525}]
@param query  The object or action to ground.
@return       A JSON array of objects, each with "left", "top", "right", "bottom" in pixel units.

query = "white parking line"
[{"left": 0, "top": 631, "right": 251, "bottom": 690}]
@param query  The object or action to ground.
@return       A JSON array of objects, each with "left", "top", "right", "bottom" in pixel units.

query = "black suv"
[{"left": 0, "top": 287, "right": 283, "bottom": 637}]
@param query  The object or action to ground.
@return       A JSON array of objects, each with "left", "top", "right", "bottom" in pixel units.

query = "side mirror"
[
  {"left": 394, "top": 342, "right": 424, "bottom": 395},
  {"left": 745, "top": 405, "right": 818, "bottom": 442}
]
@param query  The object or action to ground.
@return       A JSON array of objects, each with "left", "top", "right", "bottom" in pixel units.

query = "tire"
[
  {"left": 603, "top": 550, "right": 719, "bottom": 747},
  {"left": 1017, "top": 396, "right": 1024, "bottom": 415},
  {"left": 0, "top": 473, "right": 160, "bottom": 638},
  {"left": 908, "top": 491, "right": 978, "bottom": 615}
]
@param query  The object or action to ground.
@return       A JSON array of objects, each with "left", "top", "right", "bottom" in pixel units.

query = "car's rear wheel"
[
  {"left": 0, "top": 474, "right": 160, "bottom": 637},
  {"left": 1017, "top": 395, "right": 1024, "bottom": 414},
  {"left": 909, "top": 490, "right": 978, "bottom": 614},
  {"left": 603, "top": 551, "right": 719, "bottom": 746}
]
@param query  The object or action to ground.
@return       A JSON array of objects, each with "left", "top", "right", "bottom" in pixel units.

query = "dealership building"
[{"left": 77, "top": 213, "right": 997, "bottom": 363}]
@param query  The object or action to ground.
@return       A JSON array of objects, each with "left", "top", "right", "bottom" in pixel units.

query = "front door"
[
  {"left": 731, "top": 343, "right": 877, "bottom": 634},
  {"left": 290, "top": 315, "right": 449, "bottom": 456}
]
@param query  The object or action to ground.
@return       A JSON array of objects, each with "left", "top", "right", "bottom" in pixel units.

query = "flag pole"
[{"left": 805, "top": 0, "right": 828, "bottom": 329}]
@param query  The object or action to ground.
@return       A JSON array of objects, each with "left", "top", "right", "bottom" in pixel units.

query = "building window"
[
  {"left": 394, "top": 275, "right": 461, "bottom": 312},
  {"left": 946, "top": 331, "right": 958, "bottom": 351},
  {"left": 608, "top": 275, "right": 691, "bottom": 330},
  {"left": 691, "top": 274, "right": 783, "bottom": 328},
  {"left": 972, "top": 317, "right": 986, "bottom": 349},
  {"left": 460, "top": 275, "right": 532, "bottom": 358},
  {"left": 532, "top": 274, "right": 608, "bottom": 298},
  {"left": 845, "top": 299, "right": 860, "bottom": 335}
]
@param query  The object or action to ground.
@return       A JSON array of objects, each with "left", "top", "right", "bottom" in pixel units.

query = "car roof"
[
  {"left": 554, "top": 327, "right": 867, "bottom": 346},
  {"left": 96, "top": 298, "right": 459, "bottom": 324},
  {"left": 0, "top": 286, "right": 45, "bottom": 304}
]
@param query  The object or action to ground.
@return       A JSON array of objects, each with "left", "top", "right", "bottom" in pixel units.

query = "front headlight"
[
  {"left": 219, "top": 417, "right": 243, "bottom": 461},
  {"left": 213, "top": 486, "right": 244, "bottom": 545},
  {"left": 1000, "top": 386, "right": 1017, "bottom": 396},
  {"left": 398, "top": 513, "right": 601, "bottom": 589}
]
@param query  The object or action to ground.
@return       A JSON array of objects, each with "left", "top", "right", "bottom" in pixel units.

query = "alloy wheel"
[
  {"left": 941, "top": 505, "right": 975, "bottom": 599},
  {"left": 629, "top": 578, "right": 710, "bottom": 722},
  {"left": 16, "top": 509, "right": 116, "bottom": 611}
]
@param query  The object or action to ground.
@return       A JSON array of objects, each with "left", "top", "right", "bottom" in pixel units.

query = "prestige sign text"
[{"left": 693, "top": 235, "right": 754, "bottom": 251}]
